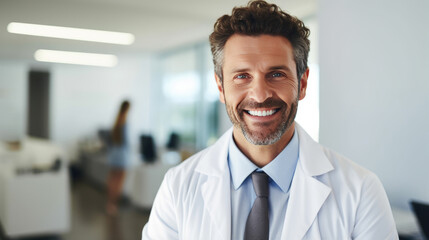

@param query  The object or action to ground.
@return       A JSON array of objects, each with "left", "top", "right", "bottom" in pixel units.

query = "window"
[{"left": 155, "top": 44, "right": 219, "bottom": 151}]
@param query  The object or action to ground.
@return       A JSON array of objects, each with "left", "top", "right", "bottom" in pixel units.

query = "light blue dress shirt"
[{"left": 228, "top": 130, "right": 299, "bottom": 240}]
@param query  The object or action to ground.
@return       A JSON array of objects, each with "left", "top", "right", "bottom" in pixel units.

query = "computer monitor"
[
  {"left": 140, "top": 135, "right": 156, "bottom": 163},
  {"left": 166, "top": 132, "right": 180, "bottom": 150}
]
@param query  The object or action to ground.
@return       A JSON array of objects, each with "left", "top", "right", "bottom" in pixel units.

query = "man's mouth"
[{"left": 245, "top": 108, "right": 279, "bottom": 117}]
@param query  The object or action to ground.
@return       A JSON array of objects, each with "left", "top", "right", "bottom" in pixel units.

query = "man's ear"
[
  {"left": 299, "top": 68, "right": 309, "bottom": 101},
  {"left": 215, "top": 73, "right": 225, "bottom": 103}
]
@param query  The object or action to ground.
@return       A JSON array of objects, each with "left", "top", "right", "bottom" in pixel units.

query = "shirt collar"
[{"left": 228, "top": 129, "right": 299, "bottom": 193}]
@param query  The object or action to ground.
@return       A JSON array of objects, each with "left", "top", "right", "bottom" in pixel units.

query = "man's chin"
[{"left": 241, "top": 128, "right": 283, "bottom": 146}]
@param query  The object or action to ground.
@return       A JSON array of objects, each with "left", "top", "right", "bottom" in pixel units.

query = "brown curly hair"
[{"left": 209, "top": 0, "right": 310, "bottom": 83}]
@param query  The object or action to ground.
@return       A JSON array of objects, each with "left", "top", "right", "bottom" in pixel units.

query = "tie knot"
[{"left": 251, "top": 171, "right": 269, "bottom": 198}]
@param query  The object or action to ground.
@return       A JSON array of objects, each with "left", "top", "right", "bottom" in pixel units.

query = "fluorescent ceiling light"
[
  {"left": 8, "top": 22, "right": 135, "bottom": 45},
  {"left": 35, "top": 49, "right": 118, "bottom": 67}
]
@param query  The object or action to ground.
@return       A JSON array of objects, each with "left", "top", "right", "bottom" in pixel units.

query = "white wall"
[
  {"left": 319, "top": 0, "right": 429, "bottom": 210},
  {"left": 0, "top": 61, "right": 27, "bottom": 142},
  {"left": 0, "top": 56, "right": 153, "bottom": 162}
]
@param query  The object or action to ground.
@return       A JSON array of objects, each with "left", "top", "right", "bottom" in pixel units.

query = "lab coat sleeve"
[
  {"left": 352, "top": 172, "right": 399, "bottom": 240},
  {"left": 142, "top": 170, "right": 179, "bottom": 240}
]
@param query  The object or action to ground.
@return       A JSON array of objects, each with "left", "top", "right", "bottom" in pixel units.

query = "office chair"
[{"left": 410, "top": 200, "right": 429, "bottom": 240}]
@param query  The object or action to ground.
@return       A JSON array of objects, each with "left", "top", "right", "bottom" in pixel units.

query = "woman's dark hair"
[{"left": 111, "top": 100, "right": 130, "bottom": 145}]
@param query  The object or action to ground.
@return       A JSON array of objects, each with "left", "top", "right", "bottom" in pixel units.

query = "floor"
[{"left": 1, "top": 180, "right": 150, "bottom": 240}]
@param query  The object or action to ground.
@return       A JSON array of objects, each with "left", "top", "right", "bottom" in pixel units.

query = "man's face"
[{"left": 216, "top": 34, "right": 308, "bottom": 145}]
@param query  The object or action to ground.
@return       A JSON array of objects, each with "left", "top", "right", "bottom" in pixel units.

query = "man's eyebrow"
[
  {"left": 229, "top": 66, "right": 293, "bottom": 73},
  {"left": 269, "top": 65, "right": 293, "bottom": 73},
  {"left": 229, "top": 67, "right": 251, "bottom": 73}
]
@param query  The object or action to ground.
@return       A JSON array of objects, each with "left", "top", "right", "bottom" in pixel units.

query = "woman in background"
[{"left": 106, "top": 100, "right": 130, "bottom": 215}]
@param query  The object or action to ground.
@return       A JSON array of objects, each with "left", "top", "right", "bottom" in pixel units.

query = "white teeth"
[{"left": 248, "top": 109, "right": 276, "bottom": 117}]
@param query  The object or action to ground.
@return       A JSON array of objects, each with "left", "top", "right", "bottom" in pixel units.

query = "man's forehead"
[
  {"left": 224, "top": 34, "right": 292, "bottom": 56},
  {"left": 223, "top": 34, "right": 296, "bottom": 71}
]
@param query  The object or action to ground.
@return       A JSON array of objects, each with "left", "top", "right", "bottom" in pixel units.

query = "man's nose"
[{"left": 249, "top": 77, "right": 273, "bottom": 103}]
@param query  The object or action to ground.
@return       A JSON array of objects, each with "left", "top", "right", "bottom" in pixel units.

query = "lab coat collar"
[
  {"left": 195, "top": 127, "right": 232, "bottom": 176},
  {"left": 295, "top": 123, "right": 334, "bottom": 177}
]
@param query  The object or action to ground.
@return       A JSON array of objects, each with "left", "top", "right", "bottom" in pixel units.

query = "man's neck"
[{"left": 232, "top": 123, "right": 296, "bottom": 168}]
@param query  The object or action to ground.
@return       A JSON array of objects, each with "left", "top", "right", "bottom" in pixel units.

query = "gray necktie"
[{"left": 244, "top": 171, "right": 269, "bottom": 240}]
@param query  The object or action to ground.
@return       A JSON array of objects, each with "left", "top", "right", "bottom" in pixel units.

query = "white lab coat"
[{"left": 142, "top": 124, "right": 398, "bottom": 240}]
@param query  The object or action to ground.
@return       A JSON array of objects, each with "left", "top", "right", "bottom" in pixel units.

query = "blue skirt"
[{"left": 107, "top": 146, "right": 129, "bottom": 169}]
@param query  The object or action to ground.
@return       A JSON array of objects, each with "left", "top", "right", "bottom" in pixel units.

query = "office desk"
[
  {"left": 130, "top": 160, "right": 177, "bottom": 209},
  {"left": 0, "top": 139, "right": 70, "bottom": 238}
]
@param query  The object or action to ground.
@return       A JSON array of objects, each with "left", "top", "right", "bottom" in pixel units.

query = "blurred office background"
[{"left": 0, "top": 0, "right": 428, "bottom": 239}]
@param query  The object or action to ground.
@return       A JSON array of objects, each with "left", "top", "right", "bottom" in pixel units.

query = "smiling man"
[
  {"left": 219, "top": 34, "right": 303, "bottom": 168},
  {"left": 142, "top": 1, "right": 398, "bottom": 239}
]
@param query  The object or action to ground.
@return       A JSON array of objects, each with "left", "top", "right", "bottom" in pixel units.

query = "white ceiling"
[{"left": 0, "top": 0, "right": 316, "bottom": 61}]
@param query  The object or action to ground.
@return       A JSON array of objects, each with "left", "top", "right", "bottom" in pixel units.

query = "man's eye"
[
  {"left": 272, "top": 72, "right": 284, "bottom": 78},
  {"left": 236, "top": 74, "right": 248, "bottom": 79}
]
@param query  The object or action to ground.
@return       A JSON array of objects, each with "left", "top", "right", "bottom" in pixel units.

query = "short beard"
[{"left": 225, "top": 98, "right": 298, "bottom": 145}]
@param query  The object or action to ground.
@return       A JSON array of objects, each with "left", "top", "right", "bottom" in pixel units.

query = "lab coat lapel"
[
  {"left": 281, "top": 124, "right": 334, "bottom": 239},
  {"left": 201, "top": 172, "right": 231, "bottom": 240},
  {"left": 196, "top": 129, "right": 232, "bottom": 240}
]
